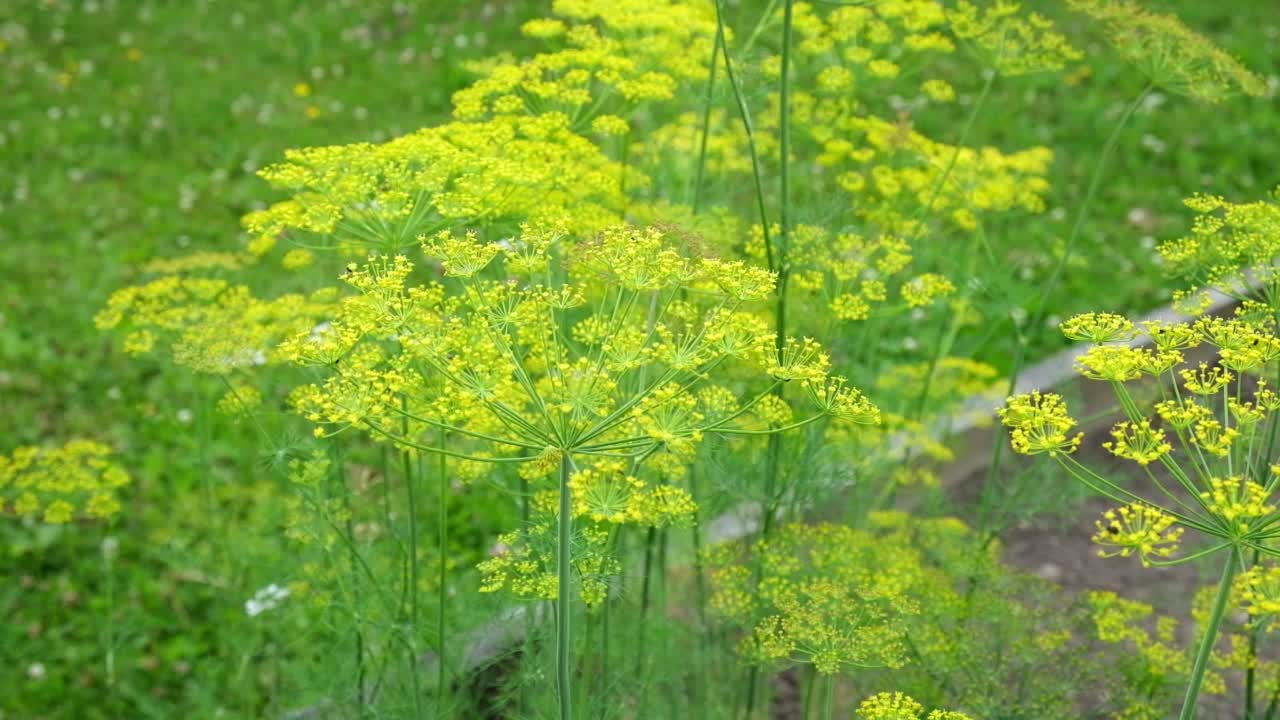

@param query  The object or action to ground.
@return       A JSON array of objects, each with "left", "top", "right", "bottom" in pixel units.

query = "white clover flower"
[{"left": 245, "top": 583, "right": 290, "bottom": 618}]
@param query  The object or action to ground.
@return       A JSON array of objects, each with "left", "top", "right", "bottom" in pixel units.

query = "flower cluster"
[
  {"left": 707, "top": 522, "right": 924, "bottom": 675},
  {"left": 1068, "top": 0, "right": 1266, "bottom": 103},
  {"left": 855, "top": 692, "right": 973, "bottom": 720},
  {"left": 1158, "top": 190, "right": 1280, "bottom": 312},
  {"left": 948, "top": 1, "right": 1082, "bottom": 76},
  {"left": 279, "top": 225, "right": 876, "bottom": 602},
  {"left": 0, "top": 440, "right": 130, "bottom": 523},
  {"left": 1091, "top": 503, "right": 1183, "bottom": 566},
  {"left": 996, "top": 390, "right": 1081, "bottom": 457}
]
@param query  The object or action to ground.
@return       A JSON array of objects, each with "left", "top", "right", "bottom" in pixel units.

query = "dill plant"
[
  {"left": 279, "top": 223, "right": 876, "bottom": 718},
  {"left": 83, "top": 0, "right": 1277, "bottom": 715},
  {"left": 1000, "top": 190, "right": 1280, "bottom": 717}
]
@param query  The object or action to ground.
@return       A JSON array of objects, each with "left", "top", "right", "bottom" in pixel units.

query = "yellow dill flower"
[
  {"left": 1257, "top": 381, "right": 1280, "bottom": 412},
  {"left": 766, "top": 336, "right": 831, "bottom": 383},
  {"left": 856, "top": 692, "right": 924, "bottom": 720},
  {"left": 281, "top": 248, "right": 315, "bottom": 271},
  {"left": 1074, "top": 344, "right": 1145, "bottom": 382},
  {"left": 1092, "top": 503, "right": 1183, "bottom": 566},
  {"left": 1240, "top": 566, "right": 1280, "bottom": 624},
  {"left": 1154, "top": 398, "right": 1212, "bottom": 430},
  {"left": 1199, "top": 476, "right": 1274, "bottom": 533},
  {"left": 1191, "top": 418, "right": 1239, "bottom": 457},
  {"left": 1060, "top": 312, "right": 1137, "bottom": 343},
  {"left": 1227, "top": 397, "right": 1267, "bottom": 426},
  {"left": 215, "top": 382, "right": 263, "bottom": 417},
  {"left": 997, "top": 391, "right": 1082, "bottom": 457},
  {"left": 901, "top": 273, "right": 956, "bottom": 308},
  {"left": 0, "top": 440, "right": 130, "bottom": 523},
  {"left": 831, "top": 292, "right": 872, "bottom": 321},
  {"left": 1159, "top": 191, "right": 1280, "bottom": 310},
  {"left": 521, "top": 18, "right": 567, "bottom": 38},
  {"left": 590, "top": 114, "right": 630, "bottom": 136},
  {"left": 423, "top": 229, "right": 500, "bottom": 277},
  {"left": 807, "top": 376, "right": 882, "bottom": 426},
  {"left": 1103, "top": 419, "right": 1171, "bottom": 467},
  {"left": 1142, "top": 319, "right": 1200, "bottom": 351},
  {"left": 1138, "top": 348, "right": 1183, "bottom": 376},
  {"left": 1067, "top": 0, "right": 1265, "bottom": 103},
  {"left": 947, "top": 0, "right": 1082, "bottom": 76},
  {"left": 920, "top": 78, "right": 956, "bottom": 102},
  {"left": 716, "top": 523, "right": 921, "bottom": 674}
]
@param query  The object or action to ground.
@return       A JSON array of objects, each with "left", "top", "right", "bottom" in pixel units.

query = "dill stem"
[
  {"left": 637, "top": 524, "right": 658, "bottom": 676},
  {"left": 714, "top": 0, "right": 774, "bottom": 272},
  {"left": 399, "top": 399, "right": 424, "bottom": 717},
  {"left": 691, "top": 16, "right": 724, "bottom": 213},
  {"left": 980, "top": 83, "right": 1152, "bottom": 537},
  {"left": 910, "top": 73, "right": 996, "bottom": 419},
  {"left": 557, "top": 453, "right": 574, "bottom": 720},
  {"left": 745, "top": 3, "right": 795, "bottom": 716},
  {"left": 1179, "top": 549, "right": 1239, "bottom": 720},
  {"left": 436, "top": 427, "right": 448, "bottom": 713},
  {"left": 331, "top": 441, "right": 366, "bottom": 715},
  {"left": 821, "top": 673, "right": 835, "bottom": 720}
]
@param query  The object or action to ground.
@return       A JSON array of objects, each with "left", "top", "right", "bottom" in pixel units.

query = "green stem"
[
  {"left": 436, "top": 428, "right": 449, "bottom": 710},
  {"left": 714, "top": 0, "right": 774, "bottom": 272},
  {"left": 982, "top": 83, "right": 1151, "bottom": 534},
  {"left": 638, "top": 524, "right": 658, "bottom": 677},
  {"left": 821, "top": 673, "right": 835, "bottom": 720},
  {"left": 801, "top": 666, "right": 816, "bottom": 720},
  {"left": 691, "top": 16, "right": 724, "bottom": 213},
  {"left": 332, "top": 441, "right": 367, "bottom": 715},
  {"left": 1179, "top": 550, "right": 1239, "bottom": 720},
  {"left": 402, "top": 444, "right": 424, "bottom": 716},
  {"left": 1265, "top": 683, "right": 1280, "bottom": 720},
  {"left": 557, "top": 453, "right": 574, "bottom": 720}
]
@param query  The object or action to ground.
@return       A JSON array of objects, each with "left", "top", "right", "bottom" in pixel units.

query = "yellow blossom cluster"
[
  {"left": 0, "top": 440, "right": 130, "bottom": 523},
  {"left": 1091, "top": 503, "right": 1183, "bottom": 566},
  {"left": 243, "top": 113, "right": 634, "bottom": 252},
  {"left": 855, "top": 692, "right": 973, "bottom": 720},
  {"left": 1158, "top": 191, "right": 1280, "bottom": 317},
  {"left": 1089, "top": 591, "right": 1226, "bottom": 696},
  {"left": 997, "top": 391, "right": 1081, "bottom": 457},
  {"left": 947, "top": 1, "right": 1082, "bottom": 76},
  {"left": 1067, "top": 0, "right": 1266, "bottom": 103},
  {"left": 455, "top": 0, "right": 715, "bottom": 120},
  {"left": 707, "top": 522, "right": 925, "bottom": 675},
  {"left": 94, "top": 274, "right": 334, "bottom": 374}
]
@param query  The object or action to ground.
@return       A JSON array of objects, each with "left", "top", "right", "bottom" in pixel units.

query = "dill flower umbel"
[
  {"left": 280, "top": 224, "right": 876, "bottom": 608},
  {"left": 1103, "top": 419, "right": 1171, "bottom": 467},
  {"left": 855, "top": 692, "right": 974, "bottom": 720},
  {"left": 708, "top": 523, "right": 920, "bottom": 675},
  {"left": 1199, "top": 477, "right": 1275, "bottom": 534},
  {"left": 1067, "top": 0, "right": 1266, "bottom": 103},
  {"left": 1061, "top": 312, "right": 1137, "bottom": 344},
  {"left": 1241, "top": 566, "right": 1280, "bottom": 625},
  {"left": 1092, "top": 503, "right": 1183, "bottom": 567},
  {"left": 947, "top": 0, "right": 1082, "bottom": 76},
  {"left": 1074, "top": 344, "right": 1145, "bottom": 382},
  {"left": 0, "top": 440, "right": 130, "bottom": 523},
  {"left": 997, "top": 391, "right": 1082, "bottom": 457}
]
